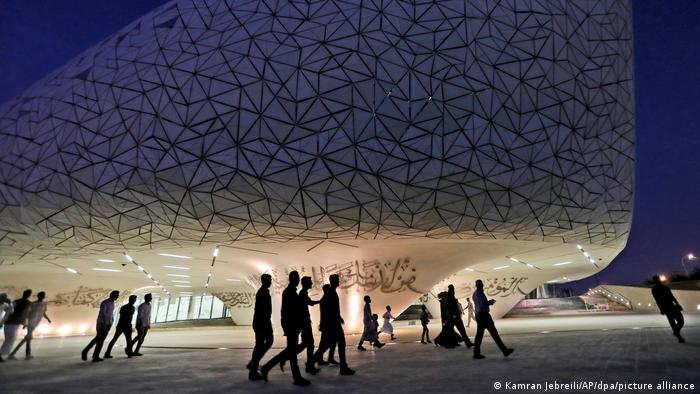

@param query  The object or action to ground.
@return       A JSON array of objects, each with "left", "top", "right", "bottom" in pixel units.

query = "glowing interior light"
[
  {"left": 576, "top": 245, "right": 583, "bottom": 250},
  {"left": 226, "top": 278, "right": 241, "bottom": 282},
  {"left": 464, "top": 268, "right": 474, "bottom": 271},
  {"left": 583, "top": 252, "right": 590, "bottom": 257},
  {"left": 508, "top": 257, "right": 519, "bottom": 262},
  {"left": 97, "top": 259, "right": 115, "bottom": 263},
  {"left": 168, "top": 274, "right": 190, "bottom": 278},
  {"left": 589, "top": 258, "right": 595, "bottom": 263},
  {"left": 493, "top": 265, "right": 510, "bottom": 270},
  {"left": 137, "top": 265, "right": 144, "bottom": 271},
  {"left": 171, "top": 280, "right": 190, "bottom": 283},
  {"left": 58, "top": 325, "right": 72, "bottom": 336},
  {"left": 78, "top": 324, "right": 88, "bottom": 334},
  {"left": 175, "top": 285, "right": 192, "bottom": 288},
  {"left": 66, "top": 267, "right": 78, "bottom": 274},
  {"left": 147, "top": 274, "right": 153, "bottom": 279},
  {"left": 553, "top": 261, "right": 572, "bottom": 266},
  {"left": 37, "top": 324, "right": 51, "bottom": 335},
  {"left": 92, "top": 268, "right": 121, "bottom": 272},
  {"left": 213, "top": 247, "right": 220, "bottom": 257},
  {"left": 163, "top": 265, "right": 190, "bottom": 270},
  {"left": 208, "top": 273, "right": 212, "bottom": 277},
  {"left": 158, "top": 253, "right": 192, "bottom": 259},
  {"left": 124, "top": 254, "right": 133, "bottom": 262},
  {"left": 526, "top": 263, "right": 534, "bottom": 268}
]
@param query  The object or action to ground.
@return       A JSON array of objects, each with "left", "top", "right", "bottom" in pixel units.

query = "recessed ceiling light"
[
  {"left": 526, "top": 263, "right": 534, "bottom": 268},
  {"left": 163, "top": 265, "right": 190, "bottom": 270},
  {"left": 124, "top": 254, "right": 133, "bottom": 262},
  {"left": 97, "top": 259, "right": 115, "bottom": 263},
  {"left": 226, "top": 278, "right": 241, "bottom": 282},
  {"left": 171, "top": 280, "right": 190, "bottom": 283},
  {"left": 167, "top": 274, "right": 190, "bottom": 278},
  {"left": 92, "top": 268, "right": 121, "bottom": 273},
  {"left": 66, "top": 267, "right": 78, "bottom": 274},
  {"left": 508, "top": 257, "right": 519, "bottom": 263},
  {"left": 464, "top": 268, "right": 474, "bottom": 271},
  {"left": 546, "top": 279, "right": 558, "bottom": 283},
  {"left": 158, "top": 253, "right": 192, "bottom": 259},
  {"left": 493, "top": 265, "right": 510, "bottom": 270},
  {"left": 553, "top": 261, "right": 573, "bottom": 266},
  {"left": 174, "top": 285, "right": 192, "bottom": 288}
]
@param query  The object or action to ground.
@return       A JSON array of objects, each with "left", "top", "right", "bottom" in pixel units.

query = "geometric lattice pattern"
[{"left": 0, "top": 0, "right": 634, "bottom": 263}]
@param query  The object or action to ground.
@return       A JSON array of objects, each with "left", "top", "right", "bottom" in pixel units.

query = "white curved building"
[{"left": 0, "top": 0, "right": 634, "bottom": 333}]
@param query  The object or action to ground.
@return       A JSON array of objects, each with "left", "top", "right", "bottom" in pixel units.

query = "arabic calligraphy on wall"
[
  {"left": 0, "top": 286, "right": 130, "bottom": 308},
  {"left": 210, "top": 291, "right": 256, "bottom": 309},
  {"left": 461, "top": 277, "right": 529, "bottom": 298},
  {"left": 248, "top": 257, "right": 421, "bottom": 296}
]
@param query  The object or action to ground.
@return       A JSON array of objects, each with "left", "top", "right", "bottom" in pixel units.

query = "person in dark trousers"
[
  {"left": 82, "top": 290, "right": 120, "bottom": 362},
  {"left": 0, "top": 289, "right": 32, "bottom": 362},
  {"left": 289, "top": 276, "right": 320, "bottom": 374},
  {"left": 472, "top": 280, "right": 513, "bottom": 359},
  {"left": 651, "top": 275, "right": 685, "bottom": 342},
  {"left": 447, "top": 285, "right": 473, "bottom": 348},
  {"left": 357, "top": 295, "right": 372, "bottom": 351},
  {"left": 248, "top": 274, "right": 273, "bottom": 381},
  {"left": 105, "top": 294, "right": 137, "bottom": 358},
  {"left": 260, "top": 271, "right": 310, "bottom": 386},
  {"left": 313, "top": 274, "right": 355, "bottom": 376},
  {"left": 10, "top": 291, "right": 51, "bottom": 360},
  {"left": 131, "top": 293, "right": 152, "bottom": 356},
  {"left": 316, "top": 284, "right": 338, "bottom": 365},
  {"left": 420, "top": 304, "right": 431, "bottom": 344},
  {"left": 434, "top": 291, "right": 460, "bottom": 348}
]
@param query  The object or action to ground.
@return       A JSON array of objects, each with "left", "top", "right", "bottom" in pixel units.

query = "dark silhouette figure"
[
  {"left": 313, "top": 274, "right": 355, "bottom": 375},
  {"left": 472, "top": 280, "right": 513, "bottom": 359},
  {"left": 651, "top": 275, "right": 685, "bottom": 342},
  {"left": 105, "top": 295, "right": 137, "bottom": 358},
  {"left": 366, "top": 313, "right": 385, "bottom": 348},
  {"left": 0, "top": 289, "right": 32, "bottom": 362},
  {"left": 316, "top": 284, "right": 338, "bottom": 365},
  {"left": 82, "top": 290, "right": 120, "bottom": 362},
  {"left": 420, "top": 304, "right": 431, "bottom": 344},
  {"left": 10, "top": 291, "right": 51, "bottom": 359},
  {"left": 357, "top": 295, "right": 372, "bottom": 350},
  {"left": 434, "top": 291, "right": 460, "bottom": 348},
  {"left": 447, "top": 285, "right": 473, "bottom": 348},
  {"left": 260, "top": 271, "right": 310, "bottom": 386},
  {"left": 248, "top": 274, "right": 273, "bottom": 381},
  {"left": 290, "top": 276, "right": 321, "bottom": 374},
  {"left": 131, "top": 293, "right": 152, "bottom": 356}
]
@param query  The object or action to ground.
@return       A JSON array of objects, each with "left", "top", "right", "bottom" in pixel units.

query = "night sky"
[{"left": 1, "top": 1, "right": 699, "bottom": 291}]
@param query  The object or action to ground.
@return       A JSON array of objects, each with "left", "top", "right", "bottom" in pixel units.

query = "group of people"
[
  {"left": 247, "top": 272, "right": 355, "bottom": 386},
  {"left": 0, "top": 289, "right": 52, "bottom": 361},
  {"left": 81, "top": 291, "right": 152, "bottom": 362}
]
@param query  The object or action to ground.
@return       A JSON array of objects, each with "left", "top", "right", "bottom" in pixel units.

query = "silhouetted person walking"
[
  {"left": 313, "top": 274, "right": 355, "bottom": 375},
  {"left": 105, "top": 294, "right": 137, "bottom": 358},
  {"left": 316, "top": 284, "right": 338, "bottom": 365},
  {"left": 283, "top": 276, "right": 321, "bottom": 374},
  {"left": 434, "top": 291, "right": 459, "bottom": 348},
  {"left": 465, "top": 298, "right": 475, "bottom": 328},
  {"left": 651, "top": 275, "right": 685, "bottom": 342},
  {"left": 0, "top": 289, "right": 32, "bottom": 362},
  {"left": 380, "top": 305, "right": 397, "bottom": 340},
  {"left": 357, "top": 295, "right": 372, "bottom": 351},
  {"left": 248, "top": 274, "right": 273, "bottom": 381},
  {"left": 420, "top": 304, "right": 431, "bottom": 344},
  {"left": 472, "top": 280, "right": 513, "bottom": 359},
  {"left": 10, "top": 291, "right": 51, "bottom": 360},
  {"left": 132, "top": 293, "right": 152, "bottom": 356},
  {"left": 448, "top": 285, "right": 473, "bottom": 348},
  {"left": 260, "top": 271, "right": 310, "bottom": 386},
  {"left": 82, "top": 290, "right": 119, "bottom": 362}
]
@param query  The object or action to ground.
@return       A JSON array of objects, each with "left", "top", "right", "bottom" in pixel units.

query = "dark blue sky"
[{"left": 1, "top": 1, "right": 699, "bottom": 290}]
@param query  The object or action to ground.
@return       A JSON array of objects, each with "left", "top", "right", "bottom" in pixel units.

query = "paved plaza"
[{"left": 1, "top": 313, "right": 699, "bottom": 393}]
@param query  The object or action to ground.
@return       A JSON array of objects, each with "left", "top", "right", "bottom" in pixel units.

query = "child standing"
[
  {"left": 420, "top": 304, "right": 431, "bottom": 344},
  {"left": 380, "top": 305, "right": 397, "bottom": 340}
]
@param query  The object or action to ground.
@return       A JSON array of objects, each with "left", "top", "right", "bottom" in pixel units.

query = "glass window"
[
  {"left": 198, "top": 296, "right": 213, "bottom": 319},
  {"left": 191, "top": 296, "right": 202, "bottom": 320},
  {"left": 212, "top": 296, "right": 225, "bottom": 318},
  {"left": 177, "top": 296, "right": 191, "bottom": 320},
  {"left": 154, "top": 296, "right": 168, "bottom": 323},
  {"left": 166, "top": 297, "right": 180, "bottom": 321}
]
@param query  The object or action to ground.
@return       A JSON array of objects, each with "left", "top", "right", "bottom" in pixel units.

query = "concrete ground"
[{"left": 1, "top": 313, "right": 699, "bottom": 393}]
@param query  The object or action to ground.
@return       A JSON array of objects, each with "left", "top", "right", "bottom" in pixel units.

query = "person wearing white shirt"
[
  {"left": 131, "top": 293, "right": 152, "bottom": 356},
  {"left": 82, "top": 290, "right": 119, "bottom": 362},
  {"left": 471, "top": 280, "right": 513, "bottom": 359},
  {"left": 10, "top": 291, "right": 51, "bottom": 359}
]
